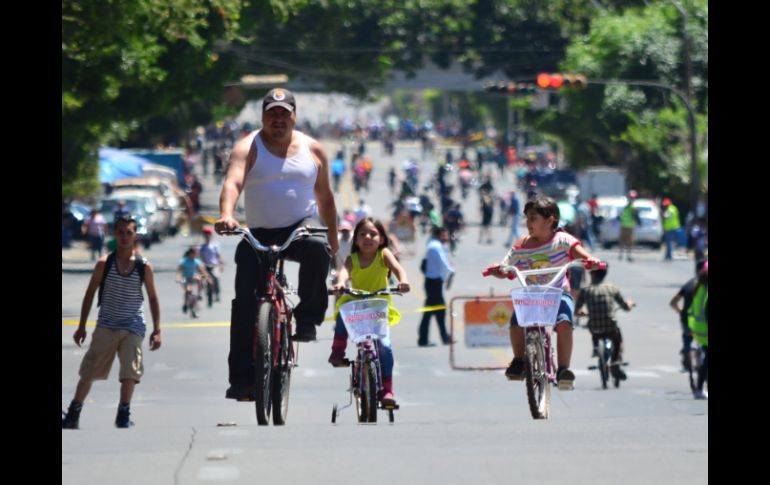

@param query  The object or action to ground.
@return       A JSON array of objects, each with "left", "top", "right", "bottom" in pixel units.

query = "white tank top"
[{"left": 244, "top": 130, "right": 318, "bottom": 228}]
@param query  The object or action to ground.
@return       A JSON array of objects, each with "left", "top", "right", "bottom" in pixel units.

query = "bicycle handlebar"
[
  {"left": 482, "top": 260, "right": 607, "bottom": 287},
  {"left": 221, "top": 226, "right": 328, "bottom": 254},
  {"left": 327, "top": 287, "right": 403, "bottom": 297}
]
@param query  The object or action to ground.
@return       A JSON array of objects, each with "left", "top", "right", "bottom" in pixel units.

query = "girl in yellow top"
[{"left": 330, "top": 217, "right": 410, "bottom": 406}]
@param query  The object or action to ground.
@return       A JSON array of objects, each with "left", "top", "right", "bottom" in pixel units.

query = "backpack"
[
  {"left": 98, "top": 251, "right": 147, "bottom": 307},
  {"left": 420, "top": 257, "right": 428, "bottom": 274}
]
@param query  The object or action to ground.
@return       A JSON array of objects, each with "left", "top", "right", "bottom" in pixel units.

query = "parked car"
[
  {"left": 596, "top": 197, "right": 663, "bottom": 249},
  {"left": 63, "top": 200, "right": 92, "bottom": 241},
  {"left": 98, "top": 193, "right": 167, "bottom": 246},
  {"left": 109, "top": 177, "right": 185, "bottom": 235}
]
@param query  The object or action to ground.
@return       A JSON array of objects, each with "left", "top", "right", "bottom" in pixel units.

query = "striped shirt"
[
  {"left": 575, "top": 283, "right": 631, "bottom": 334},
  {"left": 97, "top": 261, "right": 146, "bottom": 337},
  {"left": 506, "top": 231, "right": 581, "bottom": 292}
]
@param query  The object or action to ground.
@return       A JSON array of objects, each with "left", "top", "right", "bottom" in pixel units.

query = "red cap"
[
  {"left": 662, "top": 198, "right": 671, "bottom": 206},
  {"left": 203, "top": 226, "right": 213, "bottom": 234},
  {"left": 628, "top": 190, "right": 638, "bottom": 199}
]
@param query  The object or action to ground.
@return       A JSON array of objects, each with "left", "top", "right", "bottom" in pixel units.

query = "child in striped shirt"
[{"left": 486, "top": 195, "right": 601, "bottom": 389}]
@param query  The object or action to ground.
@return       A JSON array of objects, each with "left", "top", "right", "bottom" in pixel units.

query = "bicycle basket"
[
  {"left": 510, "top": 286, "right": 563, "bottom": 327},
  {"left": 339, "top": 298, "right": 390, "bottom": 343}
]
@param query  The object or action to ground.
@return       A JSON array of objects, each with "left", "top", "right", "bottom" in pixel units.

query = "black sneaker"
[
  {"left": 610, "top": 362, "right": 627, "bottom": 381},
  {"left": 505, "top": 358, "right": 525, "bottom": 380},
  {"left": 292, "top": 325, "right": 317, "bottom": 342},
  {"left": 115, "top": 404, "right": 134, "bottom": 428},
  {"left": 62, "top": 401, "right": 82, "bottom": 429},
  {"left": 225, "top": 385, "right": 256, "bottom": 401},
  {"left": 557, "top": 368, "right": 576, "bottom": 390}
]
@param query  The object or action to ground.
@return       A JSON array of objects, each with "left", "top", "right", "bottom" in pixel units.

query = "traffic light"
[
  {"left": 536, "top": 73, "right": 587, "bottom": 90},
  {"left": 483, "top": 81, "right": 538, "bottom": 95}
]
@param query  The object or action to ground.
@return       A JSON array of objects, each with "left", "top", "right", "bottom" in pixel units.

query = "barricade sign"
[
  {"left": 463, "top": 299, "right": 513, "bottom": 347},
  {"left": 449, "top": 295, "right": 513, "bottom": 371}
]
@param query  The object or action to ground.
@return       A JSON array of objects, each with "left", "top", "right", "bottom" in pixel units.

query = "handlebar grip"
[
  {"left": 583, "top": 260, "right": 608, "bottom": 270},
  {"left": 482, "top": 269, "right": 491, "bottom": 277}
]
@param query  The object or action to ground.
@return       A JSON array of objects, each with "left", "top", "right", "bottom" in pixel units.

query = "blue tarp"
[
  {"left": 98, "top": 148, "right": 152, "bottom": 183},
  {"left": 124, "top": 150, "right": 186, "bottom": 186}
]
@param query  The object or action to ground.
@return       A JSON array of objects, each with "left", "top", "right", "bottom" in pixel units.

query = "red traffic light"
[
  {"left": 537, "top": 73, "right": 587, "bottom": 89},
  {"left": 537, "top": 73, "right": 551, "bottom": 89}
]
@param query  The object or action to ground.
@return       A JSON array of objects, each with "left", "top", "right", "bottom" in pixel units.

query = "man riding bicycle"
[{"left": 215, "top": 88, "right": 338, "bottom": 401}]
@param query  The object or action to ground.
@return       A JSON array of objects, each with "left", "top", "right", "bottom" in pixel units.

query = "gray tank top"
[{"left": 244, "top": 130, "right": 318, "bottom": 228}]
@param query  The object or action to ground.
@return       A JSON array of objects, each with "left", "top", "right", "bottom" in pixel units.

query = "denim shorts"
[{"left": 509, "top": 292, "right": 575, "bottom": 328}]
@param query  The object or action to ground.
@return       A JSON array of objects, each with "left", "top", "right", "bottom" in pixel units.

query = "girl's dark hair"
[
  {"left": 523, "top": 195, "right": 560, "bottom": 230},
  {"left": 351, "top": 217, "right": 390, "bottom": 253}
]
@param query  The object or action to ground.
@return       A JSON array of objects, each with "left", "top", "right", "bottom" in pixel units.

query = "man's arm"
[
  {"left": 310, "top": 139, "right": 339, "bottom": 255},
  {"left": 75, "top": 258, "right": 107, "bottom": 347},
  {"left": 215, "top": 133, "right": 256, "bottom": 233},
  {"left": 143, "top": 263, "right": 162, "bottom": 350}
]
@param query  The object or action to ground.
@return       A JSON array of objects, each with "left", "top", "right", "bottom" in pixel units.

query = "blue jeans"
[
  {"left": 664, "top": 230, "right": 676, "bottom": 260},
  {"left": 335, "top": 315, "right": 394, "bottom": 378}
]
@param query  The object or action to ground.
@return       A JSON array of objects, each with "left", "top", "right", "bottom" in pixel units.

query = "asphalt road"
[{"left": 62, "top": 139, "right": 707, "bottom": 485}]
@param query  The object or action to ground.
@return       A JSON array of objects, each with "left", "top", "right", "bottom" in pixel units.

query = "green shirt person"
[
  {"left": 618, "top": 191, "right": 639, "bottom": 262},
  {"left": 662, "top": 198, "right": 681, "bottom": 261}
]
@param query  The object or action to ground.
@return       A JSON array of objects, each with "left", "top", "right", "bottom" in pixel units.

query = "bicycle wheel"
[
  {"left": 361, "top": 360, "right": 378, "bottom": 423},
  {"left": 524, "top": 335, "right": 550, "bottom": 420},
  {"left": 352, "top": 362, "right": 365, "bottom": 423},
  {"left": 271, "top": 319, "right": 291, "bottom": 425},
  {"left": 255, "top": 302, "right": 276, "bottom": 425},
  {"left": 598, "top": 343, "right": 609, "bottom": 390}
]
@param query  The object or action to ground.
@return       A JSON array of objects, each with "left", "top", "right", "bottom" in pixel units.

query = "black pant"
[
  {"left": 591, "top": 328, "right": 623, "bottom": 362},
  {"left": 229, "top": 218, "right": 331, "bottom": 387},
  {"left": 419, "top": 277, "right": 449, "bottom": 344},
  {"left": 697, "top": 345, "right": 708, "bottom": 391}
]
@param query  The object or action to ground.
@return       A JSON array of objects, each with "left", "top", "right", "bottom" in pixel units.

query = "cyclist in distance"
[
  {"left": 176, "top": 247, "right": 212, "bottom": 312},
  {"left": 574, "top": 263, "right": 635, "bottom": 381}
]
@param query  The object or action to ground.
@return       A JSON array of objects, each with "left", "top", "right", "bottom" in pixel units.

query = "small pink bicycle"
[{"left": 484, "top": 260, "right": 605, "bottom": 419}]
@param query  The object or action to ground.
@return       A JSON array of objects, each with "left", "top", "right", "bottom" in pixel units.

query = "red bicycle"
[{"left": 223, "top": 226, "right": 328, "bottom": 425}]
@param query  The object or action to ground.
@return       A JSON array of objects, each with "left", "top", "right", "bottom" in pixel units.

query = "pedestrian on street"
[
  {"left": 62, "top": 215, "right": 161, "bottom": 429},
  {"left": 418, "top": 226, "right": 455, "bottom": 346},
  {"left": 83, "top": 209, "right": 108, "bottom": 260},
  {"left": 662, "top": 198, "right": 681, "bottom": 261},
  {"left": 619, "top": 191, "right": 640, "bottom": 262}
]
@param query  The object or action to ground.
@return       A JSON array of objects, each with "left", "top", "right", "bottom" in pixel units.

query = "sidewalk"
[{"left": 61, "top": 241, "right": 99, "bottom": 273}]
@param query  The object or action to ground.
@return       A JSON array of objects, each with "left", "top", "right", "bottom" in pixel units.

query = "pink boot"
[
  {"left": 380, "top": 376, "right": 396, "bottom": 406},
  {"left": 328, "top": 335, "right": 349, "bottom": 367}
]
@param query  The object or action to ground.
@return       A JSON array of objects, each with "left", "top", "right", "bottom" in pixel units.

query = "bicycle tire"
[
  {"left": 599, "top": 343, "right": 609, "bottom": 390},
  {"left": 271, "top": 318, "right": 291, "bottom": 425},
  {"left": 525, "top": 336, "right": 550, "bottom": 419},
  {"left": 352, "top": 363, "right": 365, "bottom": 423},
  {"left": 362, "top": 360, "right": 378, "bottom": 423},
  {"left": 255, "top": 302, "right": 275, "bottom": 425}
]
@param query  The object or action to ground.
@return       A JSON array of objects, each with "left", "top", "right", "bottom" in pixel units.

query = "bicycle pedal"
[{"left": 557, "top": 381, "right": 575, "bottom": 391}]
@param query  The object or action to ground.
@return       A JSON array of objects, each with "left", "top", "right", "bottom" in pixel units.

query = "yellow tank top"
[{"left": 334, "top": 250, "right": 401, "bottom": 326}]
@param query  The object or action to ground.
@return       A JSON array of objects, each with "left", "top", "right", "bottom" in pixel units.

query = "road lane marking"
[{"left": 197, "top": 466, "right": 240, "bottom": 481}]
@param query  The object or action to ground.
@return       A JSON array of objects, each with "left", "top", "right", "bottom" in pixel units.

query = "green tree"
[
  {"left": 527, "top": 0, "right": 707, "bottom": 210},
  {"left": 62, "top": 0, "right": 245, "bottom": 198}
]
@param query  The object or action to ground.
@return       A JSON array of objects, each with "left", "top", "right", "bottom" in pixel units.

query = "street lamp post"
[
  {"left": 589, "top": 79, "right": 699, "bottom": 213},
  {"left": 670, "top": 0, "right": 699, "bottom": 216}
]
